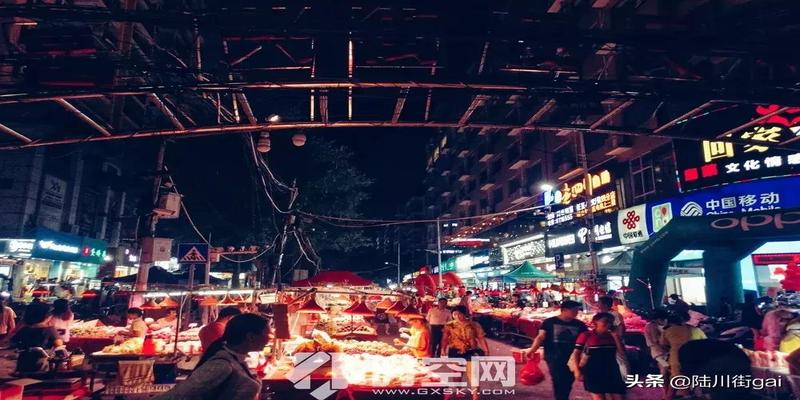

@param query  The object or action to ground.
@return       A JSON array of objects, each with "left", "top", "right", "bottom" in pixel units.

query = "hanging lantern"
[
  {"left": 32, "top": 286, "right": 49, "bottom": 297},
  {"left": 159, "top": 296, "right": 180, "bottom": 308},
  {"left": 386, "top": 300, "right": 406, "bottom": 316},
  {"left": 141, "top": 298, "right": 161, "bottom": 310},
  {"left": 343, "top": 301, "right": 375, "bottom": 317},
  {"left": 296, "top": 297, "right": 326, "bottom": 314},
  {"left": 292, "top": 131, "right": 307, "bottom": 147},
  {"left": 200, "top": 296, "right": 219, "bottom": 306},
  {"left": 256, "top": 132, "right": 271, "bottom": 153},
  {"left": 219, "top": 294, "right": 239, "bottom": 306}
]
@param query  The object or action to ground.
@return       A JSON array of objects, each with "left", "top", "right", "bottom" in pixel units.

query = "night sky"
[{"left": 159, "top": 127, "right": 431, "bottom": 244}]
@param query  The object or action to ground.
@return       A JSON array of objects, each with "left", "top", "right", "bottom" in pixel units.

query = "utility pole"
[
  {"left": 271, "top": 180, "right": 298, "bottom": 287},
  {"left": 436, "top": 217, "right": 443, "bottom": 289},
  {"left": 576, "top": 132, "right": 599, "bottom": 288},
  {"left": 135, "top": 140, "right": 166, "bottom": 292}
]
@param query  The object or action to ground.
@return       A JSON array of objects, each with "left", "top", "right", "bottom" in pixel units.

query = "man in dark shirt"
[{"left": 523, "top": 300, "right": 587, "bottom": 400}]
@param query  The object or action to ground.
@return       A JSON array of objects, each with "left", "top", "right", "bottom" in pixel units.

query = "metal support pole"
[
  {"left": 271, "top": 181, "right": 298, "bottom": 287},
  {"left": 135, "top": 140, "right": 166, "bottom": 292},
  {"left": 397, "top": 242, "right": 401, "bottom": 286},
  {"left": 436, "top": 217, "right": 443, "bottom": 289},
  {"left": 576, "top": 132, "right": 599, "bottom": 287}
]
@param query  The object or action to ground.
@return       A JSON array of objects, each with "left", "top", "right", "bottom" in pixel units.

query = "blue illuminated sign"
[{"left": 650, "top": 175, "right": 800, "bottom": 235}]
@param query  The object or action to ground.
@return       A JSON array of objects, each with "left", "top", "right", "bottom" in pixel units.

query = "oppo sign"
[{"left": 710, "top": 211, "right": 800, "bottom": 231}]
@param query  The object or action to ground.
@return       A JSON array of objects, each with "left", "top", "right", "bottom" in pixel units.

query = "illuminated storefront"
[{"left": 0, "top": 228, "right": 108, "bottom": 299}]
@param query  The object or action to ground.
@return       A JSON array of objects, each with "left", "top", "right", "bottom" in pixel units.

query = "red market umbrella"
[{"left": 292, "top": 271, "right": 373, "bottom": 287}]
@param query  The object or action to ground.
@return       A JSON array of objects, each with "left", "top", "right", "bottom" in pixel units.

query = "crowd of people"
[{"left": 0, "top": 288, "right": 783, "bottom": 400}]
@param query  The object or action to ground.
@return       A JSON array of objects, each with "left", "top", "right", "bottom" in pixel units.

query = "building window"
[
  {"left": 507, "top": 145, "right": 520, "bottom": 162},
  {"left": 493, "top": 187, "right": 504, "bottom": 204},
  {"left": 491, "top": 159, "right": 503, "bottom": 175},
  {"left": 630, "top": 156, "right": 656, "bottom": 202},
  {"left": 526, "top": 164, "right": 542, "bottom": 186},
  {"left": 523, "top": 134, "right": 539, "bottom": 151},
  {"left": 553, "top": 147, "right": 574, "bottom": 172},
  {"left": 508, "top": 177, "right": 520, "bottom": 194},
  {"left": 479, "top": 169, "right": 488, "bottom": 184}
]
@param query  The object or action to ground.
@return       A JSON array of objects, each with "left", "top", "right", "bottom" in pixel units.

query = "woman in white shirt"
[{"left": 50, "top": 299, "right": 74, "bottom": 342}]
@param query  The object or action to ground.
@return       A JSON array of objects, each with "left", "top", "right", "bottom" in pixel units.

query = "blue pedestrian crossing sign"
[{"left": 178, "top": 243, "right": 209, "bottom": 263}]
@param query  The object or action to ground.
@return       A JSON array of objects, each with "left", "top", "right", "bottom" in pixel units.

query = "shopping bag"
[{"left": 518, "top": 353, "right": 545, "bottom": 386}]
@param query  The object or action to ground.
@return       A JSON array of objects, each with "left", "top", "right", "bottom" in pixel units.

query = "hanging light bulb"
[
  {"left": 256, "top": 132, "right": 271, "bottom": 153},
  {"left": 292, "top": 130, "right": 307, "bottom": 147}
]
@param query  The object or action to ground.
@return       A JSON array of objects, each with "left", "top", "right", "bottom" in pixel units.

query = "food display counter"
[{"left": 263, "top": 331, "right": 444, "bottom": 400}]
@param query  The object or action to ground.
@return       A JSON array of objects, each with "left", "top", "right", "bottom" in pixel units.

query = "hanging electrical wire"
[
  {"left": 164, "top": 168, "right": 278, "bottom": 263},
  {"left": 297, "top": 202, "right": 548, "bottom": 228},
  {"left": 293, "top": 231, "right": 320, "bottom": 268},
  {"left": 244, "top": 134, "right": 292, "bottom": 214}
]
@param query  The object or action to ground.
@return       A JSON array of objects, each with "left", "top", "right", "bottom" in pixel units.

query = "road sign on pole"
[{"left": 178, "top": 243, "right": 209, "bottom": 264}]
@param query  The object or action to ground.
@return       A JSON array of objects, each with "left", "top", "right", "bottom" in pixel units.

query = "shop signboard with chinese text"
[
  {"left": 79, "top": 237, "right": 108, "bottom": 264},
  {"left": 500, "top": 235, "right": 546, "bottom": 264},
  {"left": 649, "top": 175, "right": 800, "bottom": 235},
  {"left": 675, "top": 105, "right": 800, "bottom": 191},
  {"left": 439, "top": 257, "right": 457, "bottom": 273},
  {"left": 545, "top": 214, "right": 620, "bottom": 256},
  {"left": 618, "top": 205, "right": 650, "bottom": 244},
  {"left": 454, "top": 251, "right": 489, "bottom": 272},
  {"left": 544, "top": 169, "right": 618, "bottom": 226}
]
